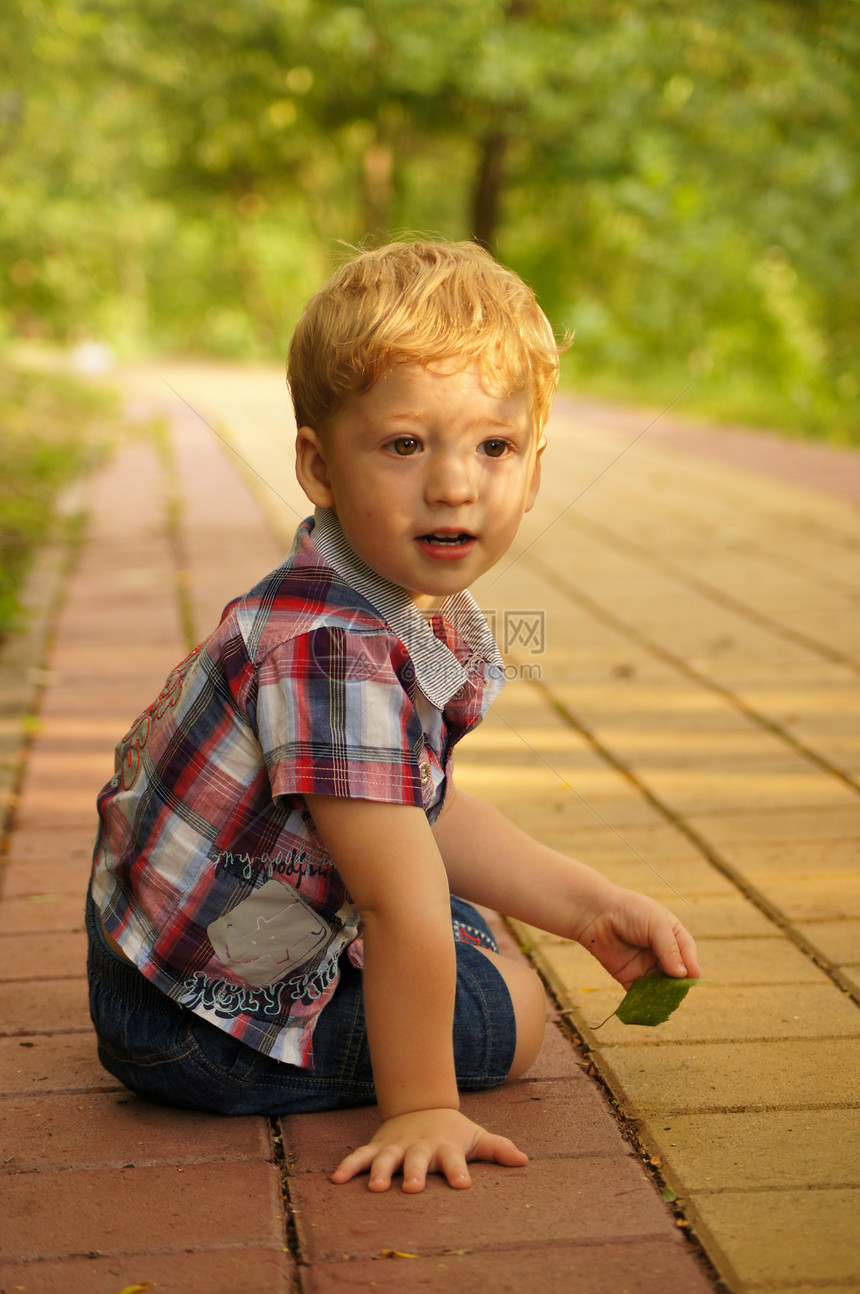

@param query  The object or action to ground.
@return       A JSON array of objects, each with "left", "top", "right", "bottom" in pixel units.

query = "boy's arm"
[
  {"left": 304, "top": 794, "right": 527, "bottom": 1192},
  {"left": 433, "top": 787, "right": 700, "bottom": 987}
]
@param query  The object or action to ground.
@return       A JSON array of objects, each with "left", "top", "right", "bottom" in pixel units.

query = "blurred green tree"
[{"left": 1, "top": 0, "right": 857, "bottom": 435}]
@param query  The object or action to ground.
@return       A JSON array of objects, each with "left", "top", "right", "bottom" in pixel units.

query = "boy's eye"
[
  {"left": 481, "top": 438, "right": 510, "bottom": 458},
  {"left": 389, "top": 436, "right": 421, "bottom": 456}
]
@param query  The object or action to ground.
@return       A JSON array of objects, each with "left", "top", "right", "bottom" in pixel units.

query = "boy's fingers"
[
  {"left": 434, "top": 1143, "right": 472, "bottom": 1191},
  {"left": 368, "top": 1145, "right": 406, "bottom": 1192},
  {"left": 473, "top": 1131, "right": 529, "bottom": 1168},
  {"left": 401, "top": 1144, "right": 435, "bottom": 1193},
  {"left": 331, "top": 1143, "right": 382, "bottom": 1185},
  {"left": 331, "top": 1122, "right": 528, "bottom": 1192},
  {"left": 655, "top": 921, "right": 700, "bottom": 979},
  {"left": 657, "top": 946, "right": 687, "bottom": 978},
  {"left": 676, "top": 926, "right": 701, "bottom": 978}
]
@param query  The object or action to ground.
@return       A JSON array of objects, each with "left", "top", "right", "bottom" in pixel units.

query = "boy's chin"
[{"left": 406, "top": 576, "right": 473, "bottom": 610}]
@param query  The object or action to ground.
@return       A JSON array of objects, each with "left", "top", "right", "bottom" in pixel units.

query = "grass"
[
  {"left": 0, "top": 364, "right": 114, "bottom": 642},
  {"left": 559, "top": 355, "right": 860, "bottom": 447}
]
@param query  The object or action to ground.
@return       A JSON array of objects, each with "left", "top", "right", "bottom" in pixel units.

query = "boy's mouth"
[
  {"left": 415, "top": 530, "right": 478, "bottom": 562},
  {"left": 418, "top": 531, "right": 475, "bottom": 546}
]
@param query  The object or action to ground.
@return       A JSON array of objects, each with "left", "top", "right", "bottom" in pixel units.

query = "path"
[{"left": 1, "top": 357, "right": 858, "bottom": 1293}]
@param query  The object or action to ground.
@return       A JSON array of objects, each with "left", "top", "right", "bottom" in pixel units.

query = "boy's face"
[{"left": 296, "top": 362, "right": 543, "bottom": 609}]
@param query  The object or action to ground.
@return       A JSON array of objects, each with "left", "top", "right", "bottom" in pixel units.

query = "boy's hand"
[
  {"left": 575, "top": 886, "right": 700, "bottom": 989},
  {"left": 331, "top": 1108, "right": 528, "bottom": 1193}
]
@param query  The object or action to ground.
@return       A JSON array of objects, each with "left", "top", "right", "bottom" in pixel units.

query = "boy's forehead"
[{"left": 353, "top": 358, "right": 534, "bottom": 420}]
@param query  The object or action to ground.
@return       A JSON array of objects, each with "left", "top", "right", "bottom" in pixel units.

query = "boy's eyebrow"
[{"left": 380, "top": 408, "right": 526, "bottom": 431}]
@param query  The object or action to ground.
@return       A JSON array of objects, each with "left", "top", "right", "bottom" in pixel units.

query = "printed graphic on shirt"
[
  {"left": 118, "top": 645, "right": 202, "bottom": 790},
  {"left": 207, "top": 878, "right": 332, "bottom": 989},
  {"left": 211, "top": 845, "right": 333, "bottom": 889}
]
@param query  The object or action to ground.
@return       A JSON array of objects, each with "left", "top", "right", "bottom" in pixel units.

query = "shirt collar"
[{"left": 309, "top": 507, "right": 504, "bottom": 709}]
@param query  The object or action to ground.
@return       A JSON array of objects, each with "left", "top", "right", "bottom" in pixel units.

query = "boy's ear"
[
  {"left": 295, "top": 426, "right": 336, "bottom": 509},
  {"left": 524, "top": 435, "right": 546, "bottom": 513}
]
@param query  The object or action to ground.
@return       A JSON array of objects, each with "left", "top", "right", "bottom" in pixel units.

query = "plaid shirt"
[{"left": 92, "top": 508, "right": 505, "bottom": 1068}]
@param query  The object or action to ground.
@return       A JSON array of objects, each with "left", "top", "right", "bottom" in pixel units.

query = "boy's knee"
[
  {"left": 508, "top": 962, "right": 547, "bottom": 1080},
  {"left": 482, "top": 951, "right": 546, "bottom": 1081}
]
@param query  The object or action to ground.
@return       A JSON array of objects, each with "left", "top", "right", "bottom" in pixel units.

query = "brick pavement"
[{"left": 2, "top": 358, "right": 859, "bottom": 1292}]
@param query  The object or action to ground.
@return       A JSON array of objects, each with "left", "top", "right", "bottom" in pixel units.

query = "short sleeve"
[{"left": 254, "top": 626, "right": 426, "bottom": 807}]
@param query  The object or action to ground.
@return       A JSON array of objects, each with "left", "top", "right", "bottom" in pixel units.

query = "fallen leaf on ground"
[{"left": 594, "top": 969, "right": 702, "bottom": 1028}]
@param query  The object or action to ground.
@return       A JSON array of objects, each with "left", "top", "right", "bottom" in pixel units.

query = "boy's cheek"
[{"left": 525, "top": 454, "right": 543, "bottom": 511}]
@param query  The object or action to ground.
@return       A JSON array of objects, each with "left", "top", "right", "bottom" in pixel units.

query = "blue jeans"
[{"left": 85, "top": 884, "right": 516, "bottom": 1115}]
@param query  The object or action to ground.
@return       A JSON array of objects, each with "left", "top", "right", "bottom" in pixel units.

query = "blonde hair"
[{"left": 288, "top": 240, "right": 565, "bottom": 435}]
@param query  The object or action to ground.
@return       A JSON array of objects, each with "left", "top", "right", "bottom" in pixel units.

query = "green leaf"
[{"left": 596, "top": 969, "right": 701, "bottom": 1029}]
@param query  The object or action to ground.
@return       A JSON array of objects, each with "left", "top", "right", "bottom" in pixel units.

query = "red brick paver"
[{"left": 0, "top": 427, "right": 295, "bottom": 1293}]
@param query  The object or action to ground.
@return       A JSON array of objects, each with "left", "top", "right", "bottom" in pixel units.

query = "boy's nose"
[{"left": 424, "top": 452, "right": 477, "bottom": 506}]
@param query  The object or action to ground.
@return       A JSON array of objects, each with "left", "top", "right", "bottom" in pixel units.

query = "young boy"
[{"left": 88, "top": 240, "right": 699, "bottom": 1194}]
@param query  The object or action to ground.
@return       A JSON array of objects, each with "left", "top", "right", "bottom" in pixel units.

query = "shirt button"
[{"left": 419, "top": 761, "right": 431, "bottom": 785}]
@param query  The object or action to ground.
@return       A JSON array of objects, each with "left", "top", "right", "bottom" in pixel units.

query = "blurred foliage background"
[
  {"left": 1, "top": 0, "right": 859, "bottom": 439},
  {"left": 0, "top": 367, "right": 110, "bottom": 637}
]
